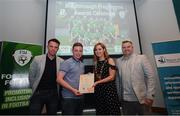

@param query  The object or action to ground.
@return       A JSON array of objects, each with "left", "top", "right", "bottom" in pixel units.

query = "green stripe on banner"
[{"left": 172, "top": 0, "right": 180, "bottom": 31}]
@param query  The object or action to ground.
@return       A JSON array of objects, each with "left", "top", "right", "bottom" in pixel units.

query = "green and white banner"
[{"left": 0, "top": 41, "right": 42, "bottom": 114}]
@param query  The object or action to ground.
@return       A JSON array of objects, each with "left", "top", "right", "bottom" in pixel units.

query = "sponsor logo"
[
  {"left": 13, "top": 50, "right": 32, "bottom": 66},
  {"left": 158, "top": 56, "right": 166, "bottom": 63},
  {"left": 155, "top": 53, "right": 180, "bottom": 67}
]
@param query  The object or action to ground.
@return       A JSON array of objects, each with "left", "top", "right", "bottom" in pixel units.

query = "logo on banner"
[
  {"left": 158, "top": 56, "right": 166, "bottom": 63},
  {"left": 155, "top": 53, "right": 180, "bottom": 67},
  {"left": 13, "top": 50, "right": 32, "bottom": 66}
]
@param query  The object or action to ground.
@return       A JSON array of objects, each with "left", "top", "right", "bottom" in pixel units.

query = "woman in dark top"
[{"left": 93, "top": 42, "right": 121, "bottom": 115}]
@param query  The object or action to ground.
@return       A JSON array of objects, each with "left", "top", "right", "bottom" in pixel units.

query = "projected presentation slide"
[{"left": 46, "top": 0, "right": 140, "bottom": 56}]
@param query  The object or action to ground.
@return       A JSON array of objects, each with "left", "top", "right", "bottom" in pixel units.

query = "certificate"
[{"left": 79, "top": 73, "right": 94, "bottom": 93}]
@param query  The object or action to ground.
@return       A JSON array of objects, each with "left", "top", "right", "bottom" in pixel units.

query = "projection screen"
[{"left": 46, "top": 0, "right": 141, "bottom": 56}]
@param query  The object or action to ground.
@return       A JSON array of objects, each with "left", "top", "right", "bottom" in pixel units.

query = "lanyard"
[{"left": 95, "top": 60, "right": 107, "bottom": 81}]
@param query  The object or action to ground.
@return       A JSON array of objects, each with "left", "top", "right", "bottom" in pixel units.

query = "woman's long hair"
[{"left": 93, "top": 42, "right": 109, "bottom": 62}]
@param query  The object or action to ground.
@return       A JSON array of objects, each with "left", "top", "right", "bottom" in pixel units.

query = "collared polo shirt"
[{"left": 59, "top": 57, "right": 84, "bottom": 98}]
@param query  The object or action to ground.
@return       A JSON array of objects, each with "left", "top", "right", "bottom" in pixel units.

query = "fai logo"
[{"left": 13, "top": 49, "right": 32, "bottom": 66}]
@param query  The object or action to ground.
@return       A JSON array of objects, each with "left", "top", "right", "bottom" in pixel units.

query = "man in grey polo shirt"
[{"left": 57, "top": 42, "right": 84, "bottom": 115}]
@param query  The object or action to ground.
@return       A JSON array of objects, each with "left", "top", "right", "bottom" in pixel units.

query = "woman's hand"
[{"left": 92, "top": 81, "right": 98, "bottom": 88}]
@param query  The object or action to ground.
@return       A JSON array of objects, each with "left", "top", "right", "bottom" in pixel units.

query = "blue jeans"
[
  {"left": 29, "top": 90, "right": 58, "bottom": 115},
  {"left": 62, "top": 98, "right": 84, "bottom": 115}
]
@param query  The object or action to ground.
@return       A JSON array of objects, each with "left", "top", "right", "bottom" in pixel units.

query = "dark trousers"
[
  {"left": 61, "top": 98, "right": 83, "bottom": 115},
  {"left": 29, "top": 90, "right": 59, "bottom": 115},
  {"left": 122, "top": 101, "right": 152, "bottom": 115}
]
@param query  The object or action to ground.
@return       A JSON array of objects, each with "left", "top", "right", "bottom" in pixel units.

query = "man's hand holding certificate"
[{"left": 79, "top": 73, "right": 94, "bottom": 94}]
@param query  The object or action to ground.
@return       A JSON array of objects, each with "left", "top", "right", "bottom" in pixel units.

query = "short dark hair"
[
  {"left": 72, "top": 42, "right": 83, "bottom": 49},
  {"left": 48, "top": 38, "right": 60, "bottom": 45},
  {"left": 122, "top": 40, "right": 133, "bottom": 45}
]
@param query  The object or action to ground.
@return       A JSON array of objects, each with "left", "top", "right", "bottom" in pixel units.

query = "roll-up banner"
[
  {"left": 0, "top": 41, "right": 42, "bottom": 114},
  {"left": 152, "top": 40, "right": 180, "bottom": 115}
]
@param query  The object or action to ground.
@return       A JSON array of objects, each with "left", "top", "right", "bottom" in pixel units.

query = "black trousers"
[
  {"left": 29, "top": 90, "right": 59, "bottom": 115},
  {"left": 122, "top": 101, "right": 152, "bottom": 115},
  {"left": 61, "top": 98, "right": 84, "bottom": 115}
]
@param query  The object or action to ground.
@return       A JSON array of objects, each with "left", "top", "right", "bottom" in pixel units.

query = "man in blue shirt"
[{"left": 57, "top": 42, "right": 84, "bottom": 115}]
